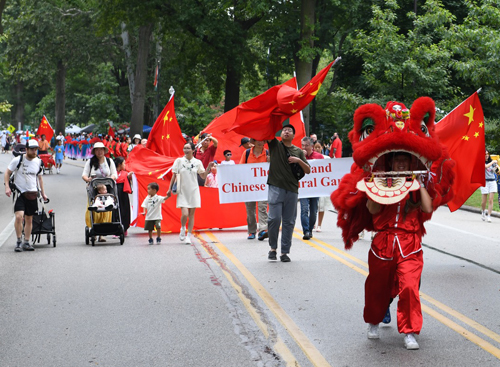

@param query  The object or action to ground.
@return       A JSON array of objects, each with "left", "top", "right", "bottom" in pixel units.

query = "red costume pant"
[{"left": 363, "top": 249, "right": 423, "bottom": 334}]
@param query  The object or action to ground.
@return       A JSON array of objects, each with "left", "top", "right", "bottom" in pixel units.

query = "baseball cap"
[
  {"left": 26, "top": 139, "right": 39, "bottom": 149},
  {"left": 239, "top": 137, "right": 250, "bottom": 147}
]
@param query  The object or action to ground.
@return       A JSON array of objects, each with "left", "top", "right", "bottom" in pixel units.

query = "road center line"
[
  {"left": 203, "top": 231, "right": 332, "bottom": 367},
  {"left": 196, "top": 233, "right": 300, "bottom": 367},
  {"left": 0, "top": 217, "right": 15, "bottom": 249},
  {"left": 299, "top": 234, "right": 500, "bottom": 359}
]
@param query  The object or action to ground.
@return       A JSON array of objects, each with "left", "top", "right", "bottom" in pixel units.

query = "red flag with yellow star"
[
  {"left": 36, "top": 115, "right": 54, "bottom": 142},
  {"left": 435, "top": 92, "right": 485, "bottom": 211},
  {"left": 147, "top": 95, "right": 186, "bottom": 157},
  {"left": 223, "top": 60, "right": 337, "bottom": 140}
]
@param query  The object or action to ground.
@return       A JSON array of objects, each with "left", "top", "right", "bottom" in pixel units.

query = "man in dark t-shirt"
[{"left": 266, "top": 125, "right": 310, "bottom": 262}]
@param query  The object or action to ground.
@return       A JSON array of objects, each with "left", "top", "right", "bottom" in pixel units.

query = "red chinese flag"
[
  {"left": 147, "top": 95, "right": 186, "bottom": 157},
  {"left": 203, "top": 77, "right": 306, "bottom": 163},
  {"left": 435, "top": 92, "right": 485, "bottom": 211},
  {"left": 36, "top": 116, "right": 54, "bottom": 142},
  {"left": 224, "top": 60, "right": 336, "bottom": 140}
]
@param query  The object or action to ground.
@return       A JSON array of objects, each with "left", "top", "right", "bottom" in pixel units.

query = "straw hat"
[{"left": 91, "top": 141, "right": 109, "bottom": 155}]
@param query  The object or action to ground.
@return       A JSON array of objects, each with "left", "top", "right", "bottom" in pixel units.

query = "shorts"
[
  {"left": 318, "top": 196, "right": 333, "bottom": 212},
  {"left": 14, "top": 194, "right": 38, "bottom": 216},
  {"left": 55, "top": 157, "right": 63, "bottom": 164},
  {"left": 144, "top": 220, "right": 161, "bottom": 231},
  {"left": 480, "top": 181, "right": 497, "bottom": 194}
]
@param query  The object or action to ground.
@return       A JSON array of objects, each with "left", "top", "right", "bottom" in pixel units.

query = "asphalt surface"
[{"left": 1, "top": 152, "right": 500, "bottom": 367}]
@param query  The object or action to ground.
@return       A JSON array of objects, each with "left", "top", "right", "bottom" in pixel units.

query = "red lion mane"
[{"left": 331, "top": 97, "right": 455, "bottom": 249}]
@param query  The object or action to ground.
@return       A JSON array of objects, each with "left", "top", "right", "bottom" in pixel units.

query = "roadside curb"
[{"left": 458, "top": 205, "right": 500, "bottom": 219}]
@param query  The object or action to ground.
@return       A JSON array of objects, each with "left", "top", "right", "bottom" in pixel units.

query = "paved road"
[{"left": 1, "top": 153, "right": 500, "bottom": 367}]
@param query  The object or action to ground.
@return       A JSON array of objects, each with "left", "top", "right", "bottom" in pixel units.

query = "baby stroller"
[
  {"left": 85, "top": 177, "right": 125, "bottom": 246},
  {"left": 29, "top": 196, "right": 56, "bottom": 247},
  {"left": 39, "top": 154, "right": 55, "bottom": 174}
]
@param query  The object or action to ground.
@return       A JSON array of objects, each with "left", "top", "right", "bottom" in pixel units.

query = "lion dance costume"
[{"left": 331, "top": 97, "right": 454, "bottom": 348}]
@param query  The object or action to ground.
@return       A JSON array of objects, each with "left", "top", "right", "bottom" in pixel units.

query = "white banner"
[{"left": 217, "top": 158, "right": 353, "bottom": 203}]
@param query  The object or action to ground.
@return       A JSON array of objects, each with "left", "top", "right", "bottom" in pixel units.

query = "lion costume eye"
[
  {"left": 420, "top": 121, "right": 430, "bottom": 136},
  {"left": 359, "top": 119, "right": 374, "bottom": 141}
]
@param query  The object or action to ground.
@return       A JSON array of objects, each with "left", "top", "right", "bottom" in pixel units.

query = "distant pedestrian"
[
  {"left": 220, "top": 150, "right": 235, "bottom": 165},
  {"left": 114, "top": 157, "right": 133, "bottom": 236},
  {"left": 299, "top": 137, "right": 323, "bottom": 240},
  {"left": 265, "top": 125, "right": 310, "bottom": 262},
  {"left": 54, "top": 139, "right": 65, "bottom": 174},
  {"left": 329, "top": 132, "right": 342, "bottom": 158},
  {"left": 240, "top": 139, "right": 269, "bottom": 240},
  {"left": 141, "top": 182, "right": 168, "bottom": 245},
  {"left": 481, "top": 150, "right": 497, "bottom": 222},
  {"left": 167, "top": 142, "right": 214, "bottom": 244},
  {"left": 194, "top": 133, "right": 218, "bottom": 186}
]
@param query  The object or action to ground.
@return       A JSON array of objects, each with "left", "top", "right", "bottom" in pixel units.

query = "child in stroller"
[{"left": 88, "top": 184, "right": 116, "bottom": 211}]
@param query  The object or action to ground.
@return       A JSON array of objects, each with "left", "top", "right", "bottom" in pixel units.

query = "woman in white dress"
[{"left": 167, "top": 142, "right": 214, "bottom": 244}]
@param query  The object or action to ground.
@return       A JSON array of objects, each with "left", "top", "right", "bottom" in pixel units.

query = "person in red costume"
[{"left": 364, "top": 152, "right": 433, "bottom": 350}]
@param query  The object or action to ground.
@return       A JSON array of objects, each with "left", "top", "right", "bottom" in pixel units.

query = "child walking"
[
  {"left": 141, "top": 182, "right": 168, "bottom": 245},
  {"left": 54, "top": 139, "right": 65, "bottom": 174}
]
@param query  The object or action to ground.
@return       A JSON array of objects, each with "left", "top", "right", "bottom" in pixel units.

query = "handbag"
[
  {"left": 172, "top": 181, "right": 178, "bottom": 195},
  {"left": 281, "top": 142, "right": 306, "bottom": 181}
]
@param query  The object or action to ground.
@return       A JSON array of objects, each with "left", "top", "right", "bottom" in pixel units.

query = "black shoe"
[
  {"left": 22, "top": 242, "right": 35, "bottom": 251},
  {"left": 105, "top": 205, "right": 114, "bottom": 211},
  {"left": 156, "top": 237, "right": 161, "bottom": 245},
  {"left": 15, "top": 240, "right": 22, "bottom": 252},
  {"left": 268, "top": 250, "right": 277, "bottom": 260},
  {"left": 280, "top": 254, "right": 291, "bottom": 262},
  {"left": 88, "top": 206, "right": 97, "bottom": 211},
  {"left": 258, "top": 230, "right": 268, "bottom": 241},
  {"left": 303, "top": 232, "right": 311, "bottom": 240}
]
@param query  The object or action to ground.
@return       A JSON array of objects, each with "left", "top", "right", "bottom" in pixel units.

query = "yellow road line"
[
  {"left": 297, "top": 233, "right": 500, "bottom": 359},
  {"left": 204, "top": 231, "right": 332, "bottom": 367},
  {"left": 196, "top": 233, "right": 300, "bottom": 367}
]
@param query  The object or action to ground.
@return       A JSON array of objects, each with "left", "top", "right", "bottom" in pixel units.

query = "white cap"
[{"left": 26, "top": 140, "right": 39, "bottom": 149}]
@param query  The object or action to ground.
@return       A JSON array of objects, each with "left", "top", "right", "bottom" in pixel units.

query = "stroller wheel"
[
  {"left": 91, "top": 236, "right": 95, "bottom": 246},
  {"left": 47, "top": 234, "right": 51, "bottom": 244},
  {"left": 53, "top": 235, "right": 56, "bottom": 247},
  {"left": 120, "top": 233, "right": 125, "bottom": 245},
  {"left": 85, "top": 227, "right": 90, "bottom": 245}
]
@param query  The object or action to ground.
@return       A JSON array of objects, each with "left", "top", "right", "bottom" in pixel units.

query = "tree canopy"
[{"left": 1, "top": 0, "right": 500, "bottom": 152}]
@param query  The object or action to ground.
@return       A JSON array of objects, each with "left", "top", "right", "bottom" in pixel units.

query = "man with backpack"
[
  {"left": 4, "top": 140, "right": 47, "bottom": 252},
  {"left": 239, "top": 139, "right": 270, "bottom": 240}
]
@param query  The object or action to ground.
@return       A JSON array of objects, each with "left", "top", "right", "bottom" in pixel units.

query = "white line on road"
[
  {"left": 0, "top": 217, "right": 15, "bottom": 248},
  {"left": 427, "top": 221, "right": 500, "bottom": 243}
]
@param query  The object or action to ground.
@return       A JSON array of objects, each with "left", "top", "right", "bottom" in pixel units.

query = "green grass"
[{"left": 464, "top": 189, "right": 500, "bottom": 212}]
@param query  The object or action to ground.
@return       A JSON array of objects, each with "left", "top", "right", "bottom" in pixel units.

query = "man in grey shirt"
[{"left": 266, "top": 125, "right": 310, "bottom": 262}]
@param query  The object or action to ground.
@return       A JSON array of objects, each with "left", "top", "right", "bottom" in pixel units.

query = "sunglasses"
[{"left": 225, "top": 153, "right": 232, "bottom": 156}]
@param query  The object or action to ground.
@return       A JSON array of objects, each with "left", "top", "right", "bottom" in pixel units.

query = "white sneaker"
[
  {"left": 482, "top": 211, "right": 486, "bottom": 221},
  {"left": 179, "top": 227, "right": 186, "bottom": 241},
  {"left": 404, "top": 333, "right": 419, "bottom": 350},
  {"left": 367, "top": 323, "right": 379, "bottom": 339},
  {"left": 316, "top": 226, "right": 321, "bottom": 232},
  {"left": 488, "top": 216, "right": 492, "bottom": 222},
  {"left": 185, "top": 233, "right": 192, "bottom": 245}
]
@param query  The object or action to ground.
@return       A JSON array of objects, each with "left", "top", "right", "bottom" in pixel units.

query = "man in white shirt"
[{"left": 4, "top": 140, "right": 48, "bottom": 252}]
